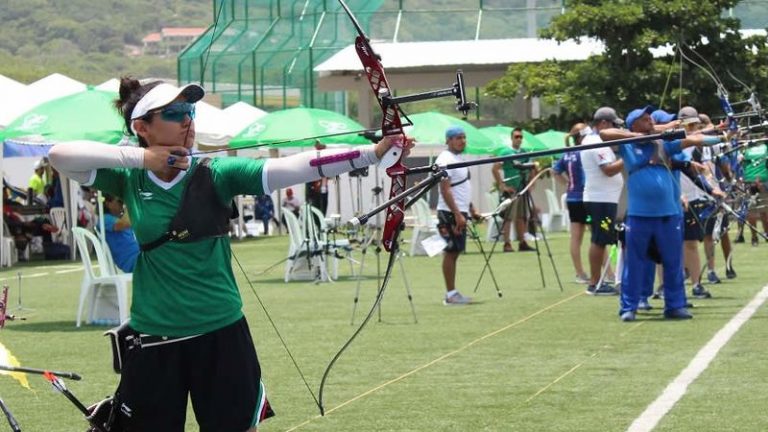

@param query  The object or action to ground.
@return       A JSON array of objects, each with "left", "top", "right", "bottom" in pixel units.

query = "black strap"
[
  {"left": 140, "top": 158, "right": 236, "bottom": 252},
  {"left": 450, "top": 172, "right": 471, "bottom": 187}
]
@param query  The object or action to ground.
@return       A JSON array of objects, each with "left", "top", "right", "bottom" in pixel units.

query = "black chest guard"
[{"left": 140, "top": 159, "right": 237, "bottom": 252}]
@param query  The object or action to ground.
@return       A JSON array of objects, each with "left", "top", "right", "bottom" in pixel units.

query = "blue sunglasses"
[{"left": 155, "top": 102, "right": 195, "bottom": 123}]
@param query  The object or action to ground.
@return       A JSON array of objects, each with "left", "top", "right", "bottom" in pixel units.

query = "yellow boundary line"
[{"left": 285, "top": 291, "right": 585, "bottom": 432}]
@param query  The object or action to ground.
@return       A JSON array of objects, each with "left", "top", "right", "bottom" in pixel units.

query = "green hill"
[{"left": 0, "top": 0, "right": 211, "bottom": 84}]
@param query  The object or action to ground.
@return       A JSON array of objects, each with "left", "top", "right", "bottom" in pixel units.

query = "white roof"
[
  {"left": 314, "top": 31, "right": 766, "bottom": 73},
  {"left": 315, "top": 38, "right": 609, "bottom": 72},
  {"left": 0, "top": 73, "right": 86, "bottom": 128}
]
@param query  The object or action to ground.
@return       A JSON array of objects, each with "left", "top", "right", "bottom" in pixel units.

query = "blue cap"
[
  {"left": 651, "top": 109, "right": 676, "bottom": 124},
  {"left": 626, "top": 105, "right": 655, "bottom": 131},
  {"left": 445, "top": 125, "right": 465, "bottom": 139}
]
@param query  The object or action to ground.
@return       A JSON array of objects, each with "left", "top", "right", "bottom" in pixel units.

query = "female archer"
[{"left": 49, "top": 77, "right": 411, "bottom": 432}]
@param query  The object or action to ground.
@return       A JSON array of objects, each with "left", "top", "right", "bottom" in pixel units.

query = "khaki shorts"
[{"left": 502, "top": 195, "right": 528, "bottom": 222}]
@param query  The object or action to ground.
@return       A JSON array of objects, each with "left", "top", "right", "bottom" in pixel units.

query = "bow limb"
[
  {"left": 514, "top": 167, "right": 552, "bottom": 199},
  {"left": 317, "top": 229, "right": 401, "bottom": 416},
  {"left": 316, "top": 0, "right": 408, "bottom": 416}
]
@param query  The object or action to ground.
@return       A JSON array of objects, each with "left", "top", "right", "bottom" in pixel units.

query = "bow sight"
[{"left": 379, "top": 70, "right": 477, "bottom": 119}]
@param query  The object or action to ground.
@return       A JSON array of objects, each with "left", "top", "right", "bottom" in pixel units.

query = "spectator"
[{"left": 103, "top": 194, "right": 139, "bottom": 273}]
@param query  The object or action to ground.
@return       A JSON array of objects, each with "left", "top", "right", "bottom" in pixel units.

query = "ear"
[{"left": 133, "top": 119, "right": 150, "bottom": 140}]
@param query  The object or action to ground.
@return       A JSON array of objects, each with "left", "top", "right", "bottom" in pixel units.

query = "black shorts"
[
  {"left": 437, "top": 210, "right": 467, "bottom": 253},
  {"left": 586, "top": 202, "right": 618, "bottom": 246},
  {"left": 683, "top": 202, "right": 706, "bottom": 241},
  {"left": 567, "top": 201, "right": 588, "bottom": 224},
  {"left": 118, "top": 317, "right": 274, "bottom": 432},
  {"left": 704, "top": 212, "right": 728, "bottom": 237}
]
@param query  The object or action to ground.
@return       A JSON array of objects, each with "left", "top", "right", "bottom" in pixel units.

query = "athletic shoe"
[
  {"left": 620, "top": 311, "right": 636, "bottom": 322},
  {"left": 752, "top": 237, "right": 759, "bottom": 247},
  {"left": 725, "top": 267, "right": 737, "bottom": 279},
  {"left": 664, "top": 308, "right": 693, "bottom": 320},
  {"left": 503, "top": 242, "right": 514, "bottom": 253},
  {"left": 734, "top": 234, "right": 745, "bottom": 243},
  {"left": 707, "top": 271, "right": 722, "bottom": 284},
  {"left": 586, "top": 283, "right": 618, "bottom": 296},
  {"left": 638, "top": 299, "right": 653, "bottom": 311},
  {"left": 575, "top": 274, "right": 590, "bottom": 284},
  {"left": 443, "top": 291, "right": 472, "bottom": 306},
  {"left": 652, "top": 285, "right": 664, "bottom": 300},
  {"left": 518, "top": 242, "right": 537, "bottom": 252},
  {"left": 691, "top": 284, "right": 712, "bottom": 299}
]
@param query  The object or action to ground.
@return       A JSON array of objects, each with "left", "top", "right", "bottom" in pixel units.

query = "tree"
[{"left": 486, "top": 0, "right": 768, "bottom": 124}]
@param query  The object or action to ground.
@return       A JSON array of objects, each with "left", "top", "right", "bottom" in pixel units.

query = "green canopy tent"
[
  {"left": 478, "top": 125, "right": 547, "bottom": 154},
  {"left": 398, "top": 112, "right": 498, "bottom": 155},
  {"left": 0, "top": 87, "right": 125, "bottom": 264},
  {"left": 534, "top": 129, "right": 568, "bottom": 151},
  {"left": 228, "top": 107, "right": 369, "bottom": 149},
  {"left": 1, "top": 87, "right": 124, "bottom": 144}
]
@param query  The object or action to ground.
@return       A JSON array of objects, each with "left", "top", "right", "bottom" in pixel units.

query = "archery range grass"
[{"left": 0, "top": 228, "right": 766, "bottom": 431}]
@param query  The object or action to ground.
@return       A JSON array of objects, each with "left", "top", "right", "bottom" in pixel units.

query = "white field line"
[{"left": 627, "top": 284, "right": 768, "bottom": 432}]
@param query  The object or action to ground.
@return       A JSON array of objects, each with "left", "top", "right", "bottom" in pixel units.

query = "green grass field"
[{"left": 0, "top": 229, "right": 766, "bottom": 431}]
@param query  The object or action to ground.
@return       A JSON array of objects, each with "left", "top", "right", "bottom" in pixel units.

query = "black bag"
[{"left": 44, "top": 242, "right": 70, "bottom": 260}]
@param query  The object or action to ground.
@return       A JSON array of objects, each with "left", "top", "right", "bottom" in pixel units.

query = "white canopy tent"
[
  {"left": 0, "top": 74, "right": 25, "bottom": 96},
  {"left": 0, "top": 73, "right": 87, "bottom": 128}
]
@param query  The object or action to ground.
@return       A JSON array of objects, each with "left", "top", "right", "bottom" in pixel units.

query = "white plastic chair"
[
  {"left": 560, "top": 193, "right": 571, "bottom": 231},
  {"left": 2, "top": 222, "right": 18, "bottom": 267},
  {"left": 283, "top": 210, "right": 330, "bottom": 282},
  {"left": 541, "top": 189, "right": 564, "bottom": 232},
  {"left": 72, "top": 227, "right": 131, "bottom": 327},
  {"left": 408, "top": 199, "right": 438, "bottom": 256},
  {"left": 485, "top": 192, "right": 515, "bottom": 242},
  {"left": 49, "top": 207, "right": 70, "bottom": 245}
]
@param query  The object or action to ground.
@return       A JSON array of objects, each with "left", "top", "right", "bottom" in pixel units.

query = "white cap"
[
  {"left": 33, "top": 158, "right": 48, "bottom": 170},
  {"left": 130, "top": 83, "right": 205, "bottom": 121}
]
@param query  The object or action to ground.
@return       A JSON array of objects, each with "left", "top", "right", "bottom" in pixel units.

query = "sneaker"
[
  {"left": 443, "top": 291, "right": 472, "bottom": 306},
  {"left": 575, "top": 274, "right": 590, "bottom": 284},
  {"left": 692, "top": 284, "right": 712, "bottom": 299},
  {"left": 518, "top": 242, "right": 537, "bottom": 252},
  {"left": 651, "top": 285, "right": 664, "bottom": 300},
  {"left": 726, "top": 267, "right": 737, "bottom": 279},
  {"left": 735, "top": 234, "right": 745, "bottom": 243},
  {"left": 752, "top": 237, "right": 759, "bottom": 247},
  {"left": 638, "top": 299, "right": 653, "bottom": 311},
  {"left": 620, "top": 311, "right": 636, "bottom": 322},
  {"left": 503, "top": 242, "right": 514, "bottom": 253},
  {"left": 586, "top": 283, "right": 618, "bottom": 296},
  {"left": 664, "top": 308, "right": 693, "bottom": 320},
  {"left": 707, "top": 271, "right": 722, "bottom": 284}
]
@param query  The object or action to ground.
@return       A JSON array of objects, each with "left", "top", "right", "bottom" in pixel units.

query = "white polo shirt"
[{"left": 581, "top": 133, "right": 624, "bottom": 204}]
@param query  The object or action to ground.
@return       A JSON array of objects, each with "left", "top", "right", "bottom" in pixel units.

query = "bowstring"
[
  {"left": 199, "top": 1, "right": 322, "bottom": 411},
  {"left": 231, "top": 251, "right": 322, "bottom": 410}
]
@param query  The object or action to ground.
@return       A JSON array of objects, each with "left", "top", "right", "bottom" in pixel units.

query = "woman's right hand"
[{"left": 143, "top": 146, "right": 191, "bottom": 171}]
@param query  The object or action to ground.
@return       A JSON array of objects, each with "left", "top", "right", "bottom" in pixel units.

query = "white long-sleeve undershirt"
[{"left": 48, "top": 141, "right": 380, "bottom": 193}]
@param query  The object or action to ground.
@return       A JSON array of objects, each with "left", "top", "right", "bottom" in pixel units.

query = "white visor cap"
[{"left": 130, "top": 83, "right": 205, "bottom": 121}]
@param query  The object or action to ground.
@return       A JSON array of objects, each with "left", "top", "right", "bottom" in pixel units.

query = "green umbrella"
[
  {"left": 534, "top": 129, "right": 568, "bottom": 150},
  {"left": 479, "top": 125, "right": 548, "bottom": 153},
  {"left": 228, "top": 107, "right": 369, "bottom": 149},
  {"left": 400, "top": 112, "right": 497, "bottom": 155},
  {"left": 1, "top": 87, "right": 124, "bottom": 144}
]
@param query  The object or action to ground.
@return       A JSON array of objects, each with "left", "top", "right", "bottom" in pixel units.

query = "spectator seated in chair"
[{"left": 103, "top": 194, "right": 139, "bottom": 273}]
